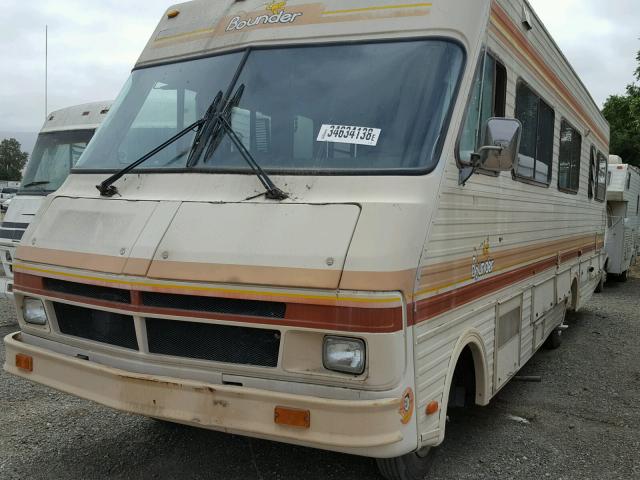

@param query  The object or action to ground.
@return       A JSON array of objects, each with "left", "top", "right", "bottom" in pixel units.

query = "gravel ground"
[{"left": 0, "top": 268, "right": 638, "bottom": 480}]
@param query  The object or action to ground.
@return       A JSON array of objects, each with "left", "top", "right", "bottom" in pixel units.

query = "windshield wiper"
[
  {"left": 22, "top": 181, "right": 50, "bottom": 189},
  {"left": 195, "top": 84, "right": 288, "bottom": 201},
  {"left": 96, "top": 114, "right": 212, "bottom": 197}
]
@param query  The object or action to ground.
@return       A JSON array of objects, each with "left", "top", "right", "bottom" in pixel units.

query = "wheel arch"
[{"left": 437, "top": 329, "right": 491, "bottom": 444}]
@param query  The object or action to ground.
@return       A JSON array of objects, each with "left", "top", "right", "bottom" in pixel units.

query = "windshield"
[
  {"left": 77, "top": 40, "right": 464, "bottom": 174},
  {"left": 21, "top": 130, "right": 95, "bottom": 193}
]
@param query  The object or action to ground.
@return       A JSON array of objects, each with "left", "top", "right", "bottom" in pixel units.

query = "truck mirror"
[
  {"left": 479, "top": 118, "right": 522, "bottom": 172},
  {"left": 459, "top": 117, "right": 522, "bottom": 185}
]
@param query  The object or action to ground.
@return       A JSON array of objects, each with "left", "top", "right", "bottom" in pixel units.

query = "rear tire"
[
  {"left": 543, "top": 329, "right": 563, "bottom": 350},
  {"left": 619, "top": 270, "right": 628, "bottom": 282},
  {"left": 376, "top": 448, "right": 433, "bottom": 480}
]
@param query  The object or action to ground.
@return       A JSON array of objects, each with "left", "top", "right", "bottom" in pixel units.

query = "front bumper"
[{"left": 4, "top": 332, "right": 414, "bottom": 458}]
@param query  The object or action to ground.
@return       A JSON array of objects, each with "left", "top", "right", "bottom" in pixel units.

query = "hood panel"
[
  {"left": 147, "top": 202, "right": 361, "bottom": 289},
  {"left": 19, "top": 197, "right": 160, "bottom": 274},
  {"left": 4, "top": 196, "right": 45, "bottom": 224}
]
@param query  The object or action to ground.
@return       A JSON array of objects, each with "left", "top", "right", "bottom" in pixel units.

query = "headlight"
[
  {"left": 323, "top": 336, "right": 366, "bottom": 375},
  {"left": 23, "top": 298, "right": 47, "bottom": 325}
]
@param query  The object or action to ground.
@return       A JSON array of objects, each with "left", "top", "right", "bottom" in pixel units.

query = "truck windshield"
[
  {"left": 76, "top": 40, "right": 464, "bottom": 174},
  {"left": 21, "top": 130, "right": 95, "bottom": 193}
]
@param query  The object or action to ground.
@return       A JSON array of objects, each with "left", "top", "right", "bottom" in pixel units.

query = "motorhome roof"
[
  {"left": 41, "top": 101, "right": 113, "bottom": 134},
  {"left": 136, "top": 0, "right": 490, "bottom": 68}
]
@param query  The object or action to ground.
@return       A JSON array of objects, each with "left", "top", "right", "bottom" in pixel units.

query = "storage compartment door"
[{"left": 494, "top": 295, "right": 522, "bottom": 392}]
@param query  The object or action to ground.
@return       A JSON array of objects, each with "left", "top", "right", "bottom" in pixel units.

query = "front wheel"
[
  {"left": 619, "top": 270, "right": 629, "bottom": 282},
  {"left": 376, "top": 448, "right": 433, "bottom": 480}
]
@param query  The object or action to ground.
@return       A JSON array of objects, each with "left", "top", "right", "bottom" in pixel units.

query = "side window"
[
  {"left": 459, "top": 52, "right": 507, "bottom": 162},
  {"left": 626, "top": 172, "right": 631, "bottom": 190},
  {"left": 595, "top": 151, "right": 607, "bottom": 202},
  {"left": 637, "top": 195, "right": 639, "bottom": 215},
  {"left": 514, "top": 82, "right": 555, "bottom": 185},
  {"left": 558, "top": 120, "right": 582, "bottom": 193},
  {"left": 588, "top": 146, "right": 596, "bottom": 199}
]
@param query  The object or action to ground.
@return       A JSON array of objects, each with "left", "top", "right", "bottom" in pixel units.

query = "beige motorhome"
[
  {"left": 605, "top": 156, "right": 640, "bottom": 281},
  {"left": 4, "top": 1, "right": 608, "bottom": 478},
  {"left": 0, "top": 101, "right": 112, "bottom": 298}
]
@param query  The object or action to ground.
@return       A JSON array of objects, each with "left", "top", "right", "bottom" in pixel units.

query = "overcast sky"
[{"left": 0, "top": 0, "right": 638, "bottom": 133}]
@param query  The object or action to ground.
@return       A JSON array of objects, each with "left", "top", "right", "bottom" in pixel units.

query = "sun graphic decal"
[{"left": 266, "top": 1, "right": 287, "bottom": 15}]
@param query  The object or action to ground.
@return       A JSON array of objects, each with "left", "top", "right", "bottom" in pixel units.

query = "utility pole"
[{"left": 45, "top": 25, "right": 48, "bottom": 120}]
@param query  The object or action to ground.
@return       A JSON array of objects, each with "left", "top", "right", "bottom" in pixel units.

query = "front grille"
[
  {"left": 54, "top": 303, "right": 138, "bottom": 350},
  {"left": 44, "top": 278, "right": 131, "bottom": 304},
  {"left": 0, "top": 228, "right": 24, "bottom": 241},
  {"left": 145, "top": 318, "right": 280, "bottom": 367},
  {"left": 141, "top": 292, "right": 286, "bottom": 319}
]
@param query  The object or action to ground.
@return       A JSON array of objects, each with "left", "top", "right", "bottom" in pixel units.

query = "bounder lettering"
[
  {"left": 471, "top": 256, "right": 495, "bottom": 281},
  {"left": 226, "top": 11, "right": 303, "bottom": 31}
]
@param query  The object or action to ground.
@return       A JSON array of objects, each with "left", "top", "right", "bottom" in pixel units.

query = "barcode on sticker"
[{"left": 317, "top": 124, "right": 381, "bottom": 147}]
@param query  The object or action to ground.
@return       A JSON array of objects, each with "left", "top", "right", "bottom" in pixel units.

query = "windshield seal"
[{"left": 73, "top": 37, "right": 466, "bottom": 177}]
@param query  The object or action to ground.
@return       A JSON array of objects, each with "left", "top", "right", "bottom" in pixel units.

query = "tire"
[
  {"left": 619, "top": 270, "right": 628, "bottom": 282},
  {"left": 543, "top": 329, "right": 563, "bottom": 350},
  {"left": 594, "top": 274, "right": 605, "bottom": 293},
  {"left": 376, "top": 448, "right": 433, "bottom": 480}
]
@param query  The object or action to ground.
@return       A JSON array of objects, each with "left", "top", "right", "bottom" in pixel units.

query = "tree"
[
  {"left": 0, "top": 138, "right": 29, "bottom": 181},
  {"left": 602, "top": 50, "right": 640, "bottom": 167}
]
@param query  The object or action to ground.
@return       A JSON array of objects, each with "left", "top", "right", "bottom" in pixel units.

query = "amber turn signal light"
[
  {"left": 167, "top": 9, "right": 180, "bottom": 18},
  {"left": 274, "top": 406, "right": 310, "bottom": 429},
  {"left": 16, "top": 354, "right": 33, "bottom": 372},
  {"left": 426, "top": 400, "right": 439, "bottom": 415}
]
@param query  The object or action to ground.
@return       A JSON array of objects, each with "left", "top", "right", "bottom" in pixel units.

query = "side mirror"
[{"left": 459, "top": 118, "right": 522, "bottom": 185}]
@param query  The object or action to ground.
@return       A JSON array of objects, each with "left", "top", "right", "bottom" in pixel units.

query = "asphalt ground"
[{"left": 0, "top": 267, "right": 638, "bottom": 479}]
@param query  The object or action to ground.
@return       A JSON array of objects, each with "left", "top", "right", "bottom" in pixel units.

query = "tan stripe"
[
  {"left": 147, "top": 259, "right": 340, "bottom": 290},
  {"left": 17, "top": 246, "right": 127, "bottom": 275},
  {"left": 16, "top": 245, "right": 414, "bottom": 296}
]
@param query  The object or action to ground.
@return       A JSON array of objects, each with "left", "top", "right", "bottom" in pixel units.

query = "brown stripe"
[
  {"left": 414, "top": 242, "right": 603, "bottom": 325},
  {"left": 414, "top": 256, "right": 559, "bottom": 324},
  {"left": 14, "top": 274, "right": 403, "bottom": 334}
]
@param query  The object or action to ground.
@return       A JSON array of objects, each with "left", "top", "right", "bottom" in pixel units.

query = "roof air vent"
[{"left": 522, "top": 5, "right": 533, "bottom": 31}]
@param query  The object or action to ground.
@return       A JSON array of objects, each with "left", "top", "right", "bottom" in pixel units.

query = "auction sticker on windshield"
[{"left": 317, "top": 125, "right": 381, "bottom": 146}]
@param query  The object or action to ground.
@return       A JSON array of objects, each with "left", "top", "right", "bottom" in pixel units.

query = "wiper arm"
[
  {"left": 22, "top": 181, "right": 50, "bottom": 189},
  {"left": 96, "top": 117, "right": 207, "bottom": 197},
  {"left": 218, "top": 116, "right": 288, "bottom": 200}
]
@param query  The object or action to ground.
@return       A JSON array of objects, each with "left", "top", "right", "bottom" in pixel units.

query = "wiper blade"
[
  {"left": 96, "top": 118, "right": 206, "bottom": 197},
  {"left": 22, "top": 181, "right": 50, "bottom": 189},
  {"left": 198, "top": 85, "right": 287, "bottom": 201},
  {"left": 185, "top": 90, "right": 223, "bottom": 167}
]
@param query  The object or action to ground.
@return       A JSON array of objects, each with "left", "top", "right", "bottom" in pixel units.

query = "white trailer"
[
  {"left": 605, "top": 156, "right": 640, "bottom": 280},
  {"left": 0, "top": 101, "right": 112, "bottom": 297},
  {"left": 4, "top": 2, "right": 608, "bottom": 479}
]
